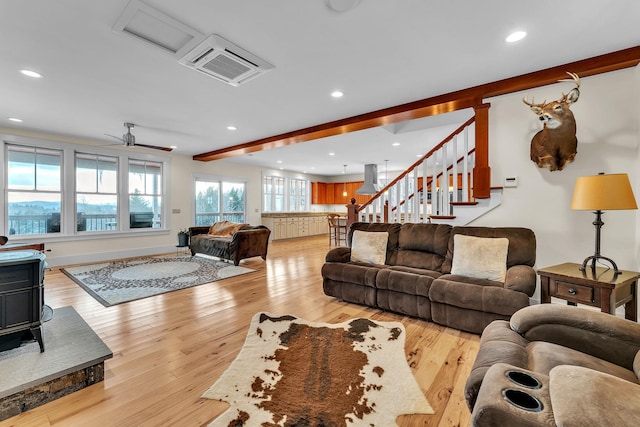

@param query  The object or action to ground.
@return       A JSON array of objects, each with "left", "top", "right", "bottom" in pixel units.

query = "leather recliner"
[{"left": 465, "top": 303, "right": 640, "bottom": 426}]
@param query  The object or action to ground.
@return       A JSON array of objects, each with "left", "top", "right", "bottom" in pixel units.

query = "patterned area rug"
[
  {"left": 202, "top": 312, "right": 433, "bottom": 426},
  {"left": 62, "top": 255, "right": 255, "bottom": 307}
]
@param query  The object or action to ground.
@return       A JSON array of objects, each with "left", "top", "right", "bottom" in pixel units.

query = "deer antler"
[
  {"left": 558, "top": 71, "right": 580, "bottom": 88},
  {"left": 522, "top": 95, "right": 546, "bottom": 108},
  {"left": 559, "top": 72, "right": 580, "bottom": 103}
]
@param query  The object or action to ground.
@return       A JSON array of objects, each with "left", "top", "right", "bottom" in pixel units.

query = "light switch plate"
[{"left": 504, "top": 176, "right": 518, "bottom": 187}]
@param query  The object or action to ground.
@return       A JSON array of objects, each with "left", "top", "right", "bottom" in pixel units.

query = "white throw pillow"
[
  {"left": 451, "top": 234, "right": 509, "bottom": 282},
  {"left": 351, "top": 230, "right": 389, "bottom": 265}
]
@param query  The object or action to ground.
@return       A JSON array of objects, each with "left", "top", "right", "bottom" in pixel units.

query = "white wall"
[{"left": 472, "top": 67, "right": 640, "bottom": 308}]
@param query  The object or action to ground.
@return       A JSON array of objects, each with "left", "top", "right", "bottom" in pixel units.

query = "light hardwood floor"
[{"left": 1, "top": 235, "right": 480, "bottom": 427}]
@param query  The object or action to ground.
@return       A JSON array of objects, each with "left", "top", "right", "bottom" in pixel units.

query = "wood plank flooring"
[{"left": 0, "top": 235, "right": 479, "bottom": 427}]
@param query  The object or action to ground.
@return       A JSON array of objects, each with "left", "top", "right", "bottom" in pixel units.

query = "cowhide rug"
[{"left": 202, "top": 312, "right": 433, "bottom": 426}]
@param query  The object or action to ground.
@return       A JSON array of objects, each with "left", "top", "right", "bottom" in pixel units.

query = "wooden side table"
[{"left": 538, "top": 262, "right": 639, "bottom": 321}]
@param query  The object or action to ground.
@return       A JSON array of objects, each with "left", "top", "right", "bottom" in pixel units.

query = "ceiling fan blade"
[
  {"left": 134, "top": 143, "right": 174, "bottom": 152},
  {"left": 105, "top": 133, "right": 124, "bottom": 142}
]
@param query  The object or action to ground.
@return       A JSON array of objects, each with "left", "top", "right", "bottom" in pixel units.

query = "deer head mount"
[{"left": 523, "top": 72, "right": 580, "bottom": 171}]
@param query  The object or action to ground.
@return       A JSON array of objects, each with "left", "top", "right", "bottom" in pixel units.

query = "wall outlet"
[{"left": 172, "top": 208, "right": 181, "bottom": 214}]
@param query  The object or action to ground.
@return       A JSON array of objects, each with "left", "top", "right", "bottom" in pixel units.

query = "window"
[
  {"left": 128, "top": 159, "right": 163, "bottom": 228},
  {"left": 263, "top": 176, "right": 284, "bottom": 212},
  {"left": 76, "top": 153, "right": 118, "bottom": 232},
  {"left": 289, "top": 178, "right": 307, "bottom": 212},
  {"left": 195, "top": 177, "right": 246, "bottom": 225},
  {"left": 263, "top": 175, "right": 309, "bottom": 212},
  {"left": 3, "top": 139, "right": 170, "bottom": 238},
  {"left": 6, "top": 144, "right": 62, "bottom": 236}
]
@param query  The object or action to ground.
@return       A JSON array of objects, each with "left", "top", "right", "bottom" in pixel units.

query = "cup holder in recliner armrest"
[
  {"left": 506, "top": 370, "right": 542, "bottom": 389},
  {"left": 502, "top": 388, "right": 543, "bottom": 412}
]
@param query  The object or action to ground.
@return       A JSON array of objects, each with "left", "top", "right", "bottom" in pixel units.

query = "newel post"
[
  {"left": 473, "top": 103, "right": 491, "bottom": 199},
  {"left": 346, "top": 198, "right": 360, "bottom": 230}
]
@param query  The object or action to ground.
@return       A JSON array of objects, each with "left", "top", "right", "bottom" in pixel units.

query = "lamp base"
[{"left": 579, "top": 255, "right": 621, "bottom": 276}]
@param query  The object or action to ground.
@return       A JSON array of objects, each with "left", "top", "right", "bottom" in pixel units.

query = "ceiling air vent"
[{"left": 178, "top": 34, "right": 274, "bottom": 86}]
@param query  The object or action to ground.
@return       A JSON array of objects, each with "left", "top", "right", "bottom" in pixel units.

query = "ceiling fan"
[{"left": 105, "top": 122, "right": 173, "bottom": 152}]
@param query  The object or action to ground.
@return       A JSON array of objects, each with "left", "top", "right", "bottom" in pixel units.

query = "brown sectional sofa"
[
  {"left": 189, "top": 224, "right": 271, "bottom": 266},
  {"left": 321, "top": 222, "right": 536, "bottom": 334}
]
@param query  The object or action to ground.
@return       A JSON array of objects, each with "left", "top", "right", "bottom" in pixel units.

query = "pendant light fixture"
[{"left": 343, "top": 165, "right": 348, "bottom": 197}]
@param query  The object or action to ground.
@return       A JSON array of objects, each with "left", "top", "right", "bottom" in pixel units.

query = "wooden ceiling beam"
[{"left": 193, "top": 45, "right": 640, "bottom": 162}]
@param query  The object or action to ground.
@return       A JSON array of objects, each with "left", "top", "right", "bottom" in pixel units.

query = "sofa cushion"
[
  {"left": 376, "top": 268, "right": 439, "bottom": 297},
  {"left": 527, "top": 341, "right": 639, "bottom": 384},
  {"left": 348, "top": 222, "right": 402, "bottom": 265},
  {"left": 430, "top": 276, "right": 530, "bottom": 316},
  {"left": 396, "top": 223, "right": 451, "bottom": 270},
  {"left": 442, "top": 227, "right": 536, "bottom": 273},
  {"left": 451, "top": 234, "right": 509, "bottom": 282},
  {"left": 350, "top": 230, "right": 389, "bottom": 265},
  {"left": 550, "top": 365, "right": 640, "bottom": 427}
]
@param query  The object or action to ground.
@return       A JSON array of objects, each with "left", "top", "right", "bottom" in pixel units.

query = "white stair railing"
[{"left": 357, "top": 116, "right": 476, "bottom": 224}]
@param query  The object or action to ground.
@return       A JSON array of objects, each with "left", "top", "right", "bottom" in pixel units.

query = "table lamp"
[{"left": 570, "top": 173, "right": 637, "bottom": 274}]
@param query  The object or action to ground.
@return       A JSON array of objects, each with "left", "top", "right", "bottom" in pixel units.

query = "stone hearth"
[{"left": 0, "top": 306, "right": 112, "bottom": 421}]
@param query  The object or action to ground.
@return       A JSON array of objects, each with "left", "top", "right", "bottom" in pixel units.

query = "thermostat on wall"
[{"left": 504, "top": 176, "right": 518, "bottom": 188}]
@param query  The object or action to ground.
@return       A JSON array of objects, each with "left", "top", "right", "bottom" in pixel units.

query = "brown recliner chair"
[{"left": 465, "top": 303, "right": 640, "bottom": 426}]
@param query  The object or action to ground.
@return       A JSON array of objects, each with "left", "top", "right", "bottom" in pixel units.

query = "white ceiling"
[{"left": 1, "top": 0, "right": 639, "bottom": 176}]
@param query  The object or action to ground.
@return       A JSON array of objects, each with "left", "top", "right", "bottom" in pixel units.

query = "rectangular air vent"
[
  {"left": 113, "top": 0, "right": 203, "bottom": 55},
  {"left": 178, "top": 34, "right": 274, "bottom": 86}
]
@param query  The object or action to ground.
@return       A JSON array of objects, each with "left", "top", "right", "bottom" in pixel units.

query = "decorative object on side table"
[{"left": 571, "top": 172, "right": 637, "bottom": 275}]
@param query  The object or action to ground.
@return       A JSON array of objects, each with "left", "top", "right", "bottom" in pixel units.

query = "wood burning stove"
[{"left": 0, "top": 250, "right": 46, "bottom": 352}]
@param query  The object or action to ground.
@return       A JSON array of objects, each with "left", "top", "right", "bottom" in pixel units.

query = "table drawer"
[{"left": 554, "top": 281, "right": 593, "bottom": 303}]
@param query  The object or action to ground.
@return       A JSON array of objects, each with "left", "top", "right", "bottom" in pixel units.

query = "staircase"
[{"left": 355, "top": 110, "right": 502, "bottom": 226}]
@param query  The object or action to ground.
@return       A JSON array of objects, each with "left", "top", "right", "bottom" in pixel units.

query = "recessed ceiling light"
[
  {"left": 277, "top": 160, "right": 282, "bottom": 163},
  {"left": 8, "top": 117, "right": 23, "bottom": 122},
  {"left": 20, "top": 69, "right": 43, "bottom": 78},
  {"left": 170, "top": 145, "right": 177, "bottom": 149},
  {"left": 416, "top": 154, "right": 422, "bottom": 157},
  {"left": 329, "top": 152, "right": 336, "bottom": 156},
  {"left": 331, "top": 91, "right": 343, "bottom": 98},
  {"left": 506, "top": 31, "right": 527, "bottom": 43},
  {"left": 392, "top": 142, "right": 400, "bottom": 146},
  {"left": 279, "top": 167, "right": 284, "bottom": 170},
  {"left": 227, "top": 125, "right": 237, "bottom": 130}
]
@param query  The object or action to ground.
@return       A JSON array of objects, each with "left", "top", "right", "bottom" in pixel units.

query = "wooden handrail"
[{"left": 357, "top": 116, "right": 475, "bottom": 212}]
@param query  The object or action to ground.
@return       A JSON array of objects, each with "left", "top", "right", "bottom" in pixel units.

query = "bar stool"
[{"left": 327, "top": 214, "right": 346, "bottom": 246}]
